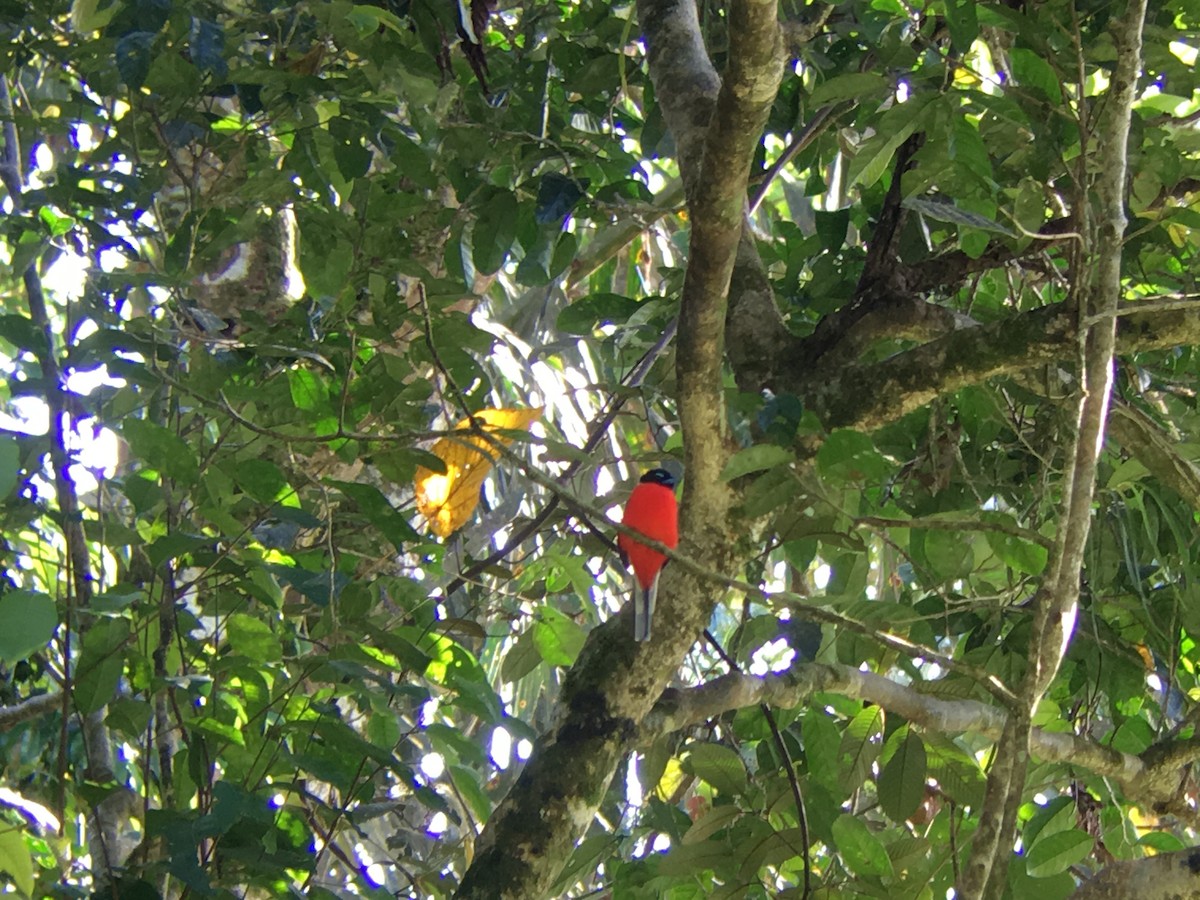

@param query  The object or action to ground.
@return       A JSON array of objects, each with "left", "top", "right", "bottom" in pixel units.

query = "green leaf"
[
  {"left": 847, "top": 96, "right": 936, "bottom": 188},
  {"left": 985, "top": 527, "right": 1048, "bottom": 575},
  {"left": 531, "top": 606, "right": 585, "bottom": 667},
  {"left": 681, "top": 803, "right": 742, "bottom": 844},
  {"left": 365, "top": 708, "right": 401, "bottom": 749},
  {"left": 1139, "top": 830, "right": 1187, "bottom": 853},
  {"left": 187, "top": 717, "right": 247, "bottom": 747},
  {"left": 1010, "top": 49, "right": 1063, "bottom": 103},
  {"left": 804, "top": 708, "right": 843, "bottom": 793},
  {"left": 904, "top": 197, "right": 1013, "bottom": 236},
  {"left": 1013, "top": 176, "right": 1046, "bottom": 237},
  {"left": 685, "top": 743, "right": 748, "bottom": 797},
  {"left": 916, "top": 528, "right": 975, "bottom": 580},
  {"left": 838, "top": 705, "right": 884, "bottom": 793},
  {"left": 552, "top": 835, "right": 619, "bottom": 897},
  {"left": 515, "top": 229, "right": 554, "bottom": 286},
  {"left": 556, "top": 292, "right": 640, "bottom": 334},
  {"left": 0, "top": 824, "right": 34, "bottom": 899},
  {"left": 500, "top": 628, "right": 542, "bottom": 683},
  {"left": 0, "top": 590, "right": 57, "bottom": 663},
  {"left": 189, "top": 18, "right": 227, "bottom": 77},
  {"left": 329, "top": 117, "right": 372, "bottom": 181},
  {"left": 534, "top": 172, "right": 587, "bottom": 224},
  {"left": 448, "top": 764, "right": 492, "bottom": 824},
  {"left": 658, "top": 839, "right": 737, "bottom": 877},
  {"left": 878, "top": 728, "right": 927, "bottom": 822},
  {"left": 74, "top": 618, "right": 131, "bottom": 715},
  {"left": 922, "top": 732, "right": 985, "bottom": 808},
  {"left": 472, "top": 191, "right": 519, "bottom": 275},
  {"left": 817, "top": 430, "right": 891, "bottom": 482},
  {"left": 327, "top": 480, "right": 421, "bottom": 549},
  {"left": 226, "top": 612, "right": 282, "bottom": 662},
  {"left": 1024, "top": 795, "right": 1076, "bottom": 849},
  {"left": 831, "top": 813, "right": 894, "bottom": 879},
  {"left": 720, "top": 445, "right": 795, "bottom": 481},
  {"left": 288, "top": 367, "right": 332, "bottom": 413},
  {"left": 809, "top": 72, "right": 891, "bottom": 106},
  {"left": 1024, "top": 828, "right": 1094, "bottom": 877},
  {"left": 814, "top": 208, "right": 851, "bottom": 251},
  {"left": 147, "top": 532, "right": 213, "bottom": 568},
  {"left": 943, "top": 0, "right": 979, "bottom": 53},
  {"left": 116, "top": 31, "right": 156, "bottom": 89},
  {"left": 123, "top": 418, "right": 199, "bottom": 484},
  {"left": 0, "top": 314, "right": 42, "bottom": 352},
  {"left": 39, "top": 206, "right": 76, "bottom": 237},
  {"left": 1110, "top": 716, "right": 1154, "bottom": 754},
  {"left": 231, "top": 458, "right": 291, "bottom": 504}
]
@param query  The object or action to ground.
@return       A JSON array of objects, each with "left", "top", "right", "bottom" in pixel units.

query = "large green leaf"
[
  {"left": 685, "top": 743, "right": 748, "bottom": 797},
  {"left": 878, "top": 728, "right": 927, "bottom": 823},
  {"left": 831, "top": 813, "right": 894, "bottom": 879},
  {"left": 74, "top": 618, "right": 131, "bottom": 715},
  {"left": 1024, "top": 828, "right": 1094, "bottom": 878},
  {"left": 0, "top": 590, "right": 56, "bottom": 663}
]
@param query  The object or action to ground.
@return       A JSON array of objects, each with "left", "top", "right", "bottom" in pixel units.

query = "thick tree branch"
[
  {"left": 958, "top": 1, "right": 1147, "bottom": 896},
  {"left": 903, "top": 217, "right": 1078, "bottom": 295},
  {"left": 453, "top": 4, "right": 783, "bottom": 897},
  {"left": 0, "top": 692, "right": 60, "bottom": 729},
  {"left": 643, "top": 664, "right": 1200, "bottom": 822},
  {"left": 1070, "top": 847, "right": 1200, "bottom": 899},
  {"left": 641, "top": 666, "right": 1140, "bottom": 783},
  {"left": 789, "top": 300, "right": 1200, "bottom": 456}
]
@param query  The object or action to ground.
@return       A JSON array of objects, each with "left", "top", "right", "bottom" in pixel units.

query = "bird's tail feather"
[{"left": 633, "top": 572, "right": 660, "bottom": 642}]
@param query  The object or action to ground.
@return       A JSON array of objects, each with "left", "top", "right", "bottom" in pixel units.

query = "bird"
[{"left": 617, "top": 468, "right": 679, "bottom": 642}]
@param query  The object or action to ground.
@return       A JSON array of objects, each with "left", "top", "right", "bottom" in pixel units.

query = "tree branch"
[
  {"left": 0, "top": 692, "right": 61, "bottom": 729},
  {"left": 452, "top": 3, "right": 784, "bottom": 896},
  {"left": 642, "top": 663, "right": 1200, "bottom": 816},
  {"left": 1, "top": 72, "right": 123, "bottom": 882},
  {"left": 1070, "top": 847, "right": 1200, "bottom": 899},
  {"left": 958, "top": 0, "right": 1147, "bottom": 895},
  {"left": 788, "top": 300, "right": 1200, "bottom": 456}
]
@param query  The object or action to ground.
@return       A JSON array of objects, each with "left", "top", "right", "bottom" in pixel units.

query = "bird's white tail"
[{"left": 633, "top": 572, "right": 660, "bottom": 642}]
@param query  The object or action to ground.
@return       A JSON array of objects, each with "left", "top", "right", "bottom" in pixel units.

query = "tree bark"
[{"left": 452, "top": 3, "right": 783, "bottom": 896}]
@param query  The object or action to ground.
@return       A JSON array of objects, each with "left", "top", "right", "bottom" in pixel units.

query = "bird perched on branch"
[{"left": 617, "top": 469, "right": 679, "bottom": 642}]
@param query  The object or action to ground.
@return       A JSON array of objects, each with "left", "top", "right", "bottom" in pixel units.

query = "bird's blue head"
[{"left": 640, "top": 468, "right": 677, "bottom": 488}]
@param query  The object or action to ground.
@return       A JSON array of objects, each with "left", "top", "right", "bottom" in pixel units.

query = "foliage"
[{"left": 0, "top": 0, "right": 1197, "bottom": 898}]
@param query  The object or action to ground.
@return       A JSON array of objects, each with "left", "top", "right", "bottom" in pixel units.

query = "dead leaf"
[{"left": 414, "top": 407, "right": 542, "bottom": 537}]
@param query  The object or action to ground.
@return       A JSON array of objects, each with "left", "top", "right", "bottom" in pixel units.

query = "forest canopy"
[{"left": 2, "top": 1, "right": 1200, "bottom": 899}]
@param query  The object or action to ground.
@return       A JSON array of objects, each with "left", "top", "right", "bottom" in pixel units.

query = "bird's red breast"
[{"left": 618, "top": 480, "right": 679, "bottom": 590}]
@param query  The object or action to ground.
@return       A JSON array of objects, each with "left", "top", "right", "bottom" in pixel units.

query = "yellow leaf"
[
  {"left": 655, "top": 755, "right": 686, "bottom": 801},
  {"left": 414, "top": 407, "right": 543, "bottom": 537}
]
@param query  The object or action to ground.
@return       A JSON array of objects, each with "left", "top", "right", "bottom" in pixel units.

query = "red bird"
[{"left": 617, "top": 468, "right": 679, "bottom": 641}]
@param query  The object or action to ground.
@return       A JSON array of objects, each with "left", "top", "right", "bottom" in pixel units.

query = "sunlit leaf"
[
  {"left": 531, "top": 606, "right": 585, "bottom": 667},
  {"left": 414, "top": 407, "right": 543, "bottom": 537},
  {"left": 0, "top": 825, "right": 34, "bottom": 899}
]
